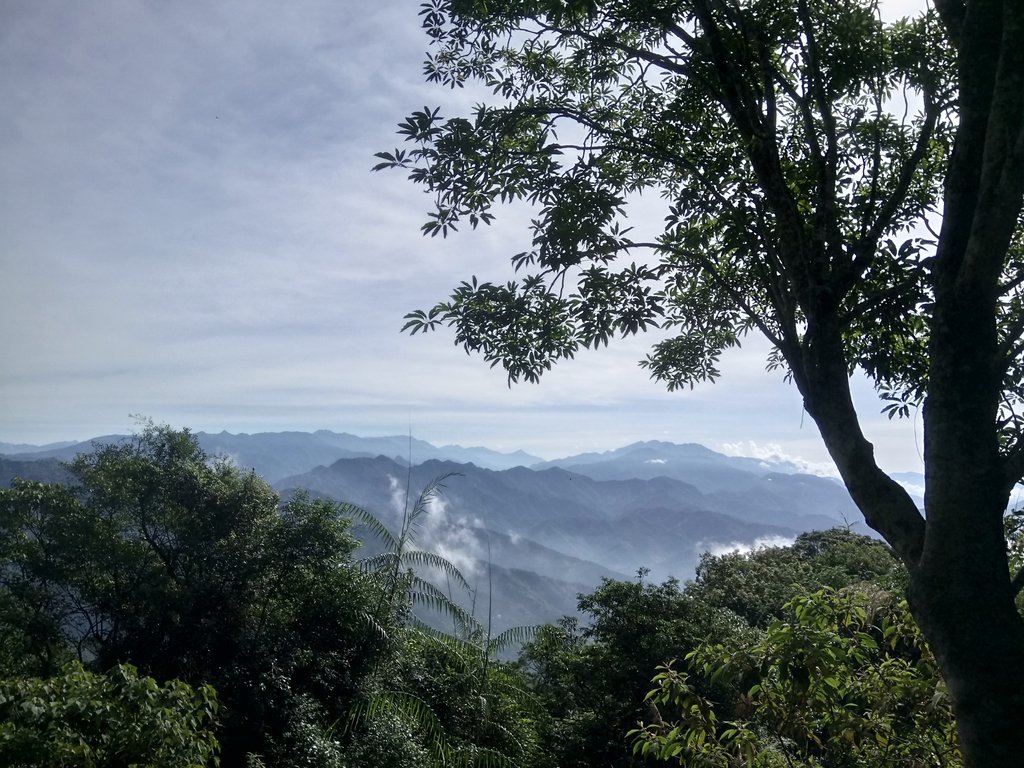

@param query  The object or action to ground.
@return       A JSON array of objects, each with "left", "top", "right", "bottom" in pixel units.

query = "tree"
[
  {"left": 519, "top": 532, "right": 899, "bottom": 767},
  {"left": 352, "top": 473, "right": 475, "bottom": 633},
  {"left": 0, "top": 662, "right": 219, "bottom": 768},
  {"left": 378, "top": 1, "right": 1024, "bottom": 764},
  {"left": 631, "top": 587, "right": 959, "bottom": 767},
  {"left": 360, "top": 627, "right": 548, "bottom": 768},
  {"left": 347, "top": 476, "right": 545, "bottom": 768},
  {"left": 0, "top": 425, "right": 388, "bottom": 768},
  {"left": 520, "top": 574, "right": 747, "bottom": 767},
  {"left": 690, "top": 528, "right": 903, "bottom": 627}
]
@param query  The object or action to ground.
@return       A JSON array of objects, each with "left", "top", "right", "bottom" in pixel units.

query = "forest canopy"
[{"left": 0, "top": 426, "right": 956, "bottom": 767}]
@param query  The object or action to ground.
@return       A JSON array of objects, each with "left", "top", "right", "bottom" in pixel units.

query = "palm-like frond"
[
  {"left": 339, "top": 502, "right": 397, "bottom": 550},
  {"left": 399, "top": 472, "right": 460, "bottom": 547},
  {"left": 410, "top": 576, "right": 477, "bottom": 629},
  {"left": 450, "top": 747, "right": 518, "bottom": 768},
  {"left": 403, "top": 548, "right": 471, "bottom": 591},
  {"left": 487, "top": 624, "right": 539, "bottom": 655},
  {"left": 357, "top": 608, "right": 391, "bottom": 643},
  {"left": 344, "top": 474, "right": 534, "bottom": 768},
  {"left": 347, "top": 690, "right": 448, "bottom": 753},
  {"left": 350, "top": 474, "right": 472, "bottom": 630},
  {"left": 358, "top": 551, "right": 399, "bottom": 573},
  {"left": 412, "top": 622, "right": 476, "bottom": 660},
  {"left": 348, "top": 690, "right": 518, "bottom": 768},
  {"left": 409, "top": 606, "right": 477, "bottom": 638},
  {"left": 478, "top": 718, "right": 526, "bottom": 760}
]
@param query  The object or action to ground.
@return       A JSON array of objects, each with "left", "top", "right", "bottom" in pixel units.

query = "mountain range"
[{"left": 2, "top": 430, "right": 919, "bottom": 634}]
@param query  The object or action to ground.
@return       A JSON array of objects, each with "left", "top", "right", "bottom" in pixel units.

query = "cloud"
[
  {"left": 716, "top": 440, "right": 841, "bottom": 478},
  {"left": 0, "top": 0, "right": 925, "bottom": 479},
  {"left": 698, "top": 534, "right": 797, "bottom": 558},
  {"left": 385, "top": 474, "right": 484, "bottom": 579}
]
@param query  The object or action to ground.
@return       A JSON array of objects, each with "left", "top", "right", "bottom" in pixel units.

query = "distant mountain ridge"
[
  {"left": 0, "top": 440, "right": 78, "bottom": 455},
  {"left": 0, "top": 429, "right": 544, "bottom": 483}
]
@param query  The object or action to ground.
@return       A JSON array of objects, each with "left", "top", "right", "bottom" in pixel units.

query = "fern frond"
[
  {"left": 409, "top": 589, "right": 477, "bottom": 628},
  {"left": 358, "top": 551, "right": 399, "bottom": 572},
  {"left": 410, "top": 624, "right": 482, "bottom": 667},
  {"left": 404, "top": 473, "right": 461, "bottom": 541},
  {"left": 458, "top": 746, "right": 518, "bottom": 768},
  {"left": 479, "top": 718, "right": 525, "bottom": 757},
  {"left": 347, "top": 690, "right": 447, "bottom": 747},
  {"left": 358, "top": 609, "right": 391, "bottom": 643}
]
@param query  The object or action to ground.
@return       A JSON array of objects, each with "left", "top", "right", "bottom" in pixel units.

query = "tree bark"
[
  {"left": 918, "top": 272, "right": 1024, "bottom": 767},
  {"left": 798, "top": 298, "right": 1024, "bottom": 767}
]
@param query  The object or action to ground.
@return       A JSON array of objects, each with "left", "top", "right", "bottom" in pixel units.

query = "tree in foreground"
[
  {"left": 689, "top": 528, "right": 903, "bottom": 627},
  {"left": 521, "top": 574, "right": 747, "bottom": 768},
  {"left": 0, "top": 425, "right": 387, "bottom": 767},
  {"left": 0, "top": 662, "right": 219, "bottom": 768},
  {"left": 631, "top": 587, "right": 959, "bottom": 767},
  {"left": 378, "top": 1, "right": 1024, "bottom": 764},
  {"left": 520, "top": 530, "right": 902, "bottom": 767},
  {"left": 346, "top": 475, "right": 545, "bottom": 768}
]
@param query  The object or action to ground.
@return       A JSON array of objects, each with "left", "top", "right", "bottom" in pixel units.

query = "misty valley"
[{"left": 2, "top": 429, "right": 903, "bottom": 636}]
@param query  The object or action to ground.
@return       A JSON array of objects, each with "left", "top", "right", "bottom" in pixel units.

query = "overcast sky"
[{"left": 0, "top": 0, "right": 929, "bottom": 472}]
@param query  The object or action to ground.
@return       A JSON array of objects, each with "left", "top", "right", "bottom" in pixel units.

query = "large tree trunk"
[
  {"left": 916, "top": 1, "right": 1024, "bottom": 763},
  {"left": 801, "top": 2, "right": 1024, "bottom": 765},
  {"left": 802, "top": 320, "right": 1024, "bottom": 767},
  {"left": 795, "top": 272, "right": 1024, "bottom": 766},
  {"left": 910, "top": 531, "right": 1024, "bottom": 767}
]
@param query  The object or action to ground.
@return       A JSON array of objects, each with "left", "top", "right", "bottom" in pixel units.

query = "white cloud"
[
  {"left": 717, "top": 440, "right": 841, "bottom": 477},
  {"left": 383, "top": 475, "right": 485, "bottom": 579},
  {"left": 699, "top": 534, "right": 797, "bottom": 558}
]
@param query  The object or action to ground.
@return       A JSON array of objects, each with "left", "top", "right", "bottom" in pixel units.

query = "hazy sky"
[{"left": 1, "top": 0, "right": 928, "bottom": 471}]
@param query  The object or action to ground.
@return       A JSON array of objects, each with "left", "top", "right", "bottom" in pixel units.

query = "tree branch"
[
  {"left": 1011, "top": 564, "right": 1024, "bottom": 598},
  {"left": 1001, "top": 441, "right": 1024, "bottom": 494},
  {"left": 793, "top": 318, "right": 926, "bottom": 564},
  {"left": 933, "top": 0, "right": 966, "bottom": 49}
]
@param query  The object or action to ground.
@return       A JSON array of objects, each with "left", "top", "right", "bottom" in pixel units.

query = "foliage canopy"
[
  {"left": 0, "top": 425, "right": 385, "bottom": 767},
  {"left": 388, "top": 0, "right": 953, "bottom": 402},
  {"left": 632, "top": 587, "right": 959, "bottom": 767},
  {"left": 0, "top": 662, "right": 219, "bottom": 768}
]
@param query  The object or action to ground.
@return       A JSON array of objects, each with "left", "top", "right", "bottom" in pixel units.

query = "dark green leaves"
[
  {"left": 0, "top": 662, "right": 220, "bottom": 768},
  {"left": 403, "top": 266, "right": 663, "bottom": 383}
]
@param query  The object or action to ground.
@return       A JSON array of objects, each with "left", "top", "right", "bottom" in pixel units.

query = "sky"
[{"left": 0, "top": 0, "right": 928, "bottom": 472}]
